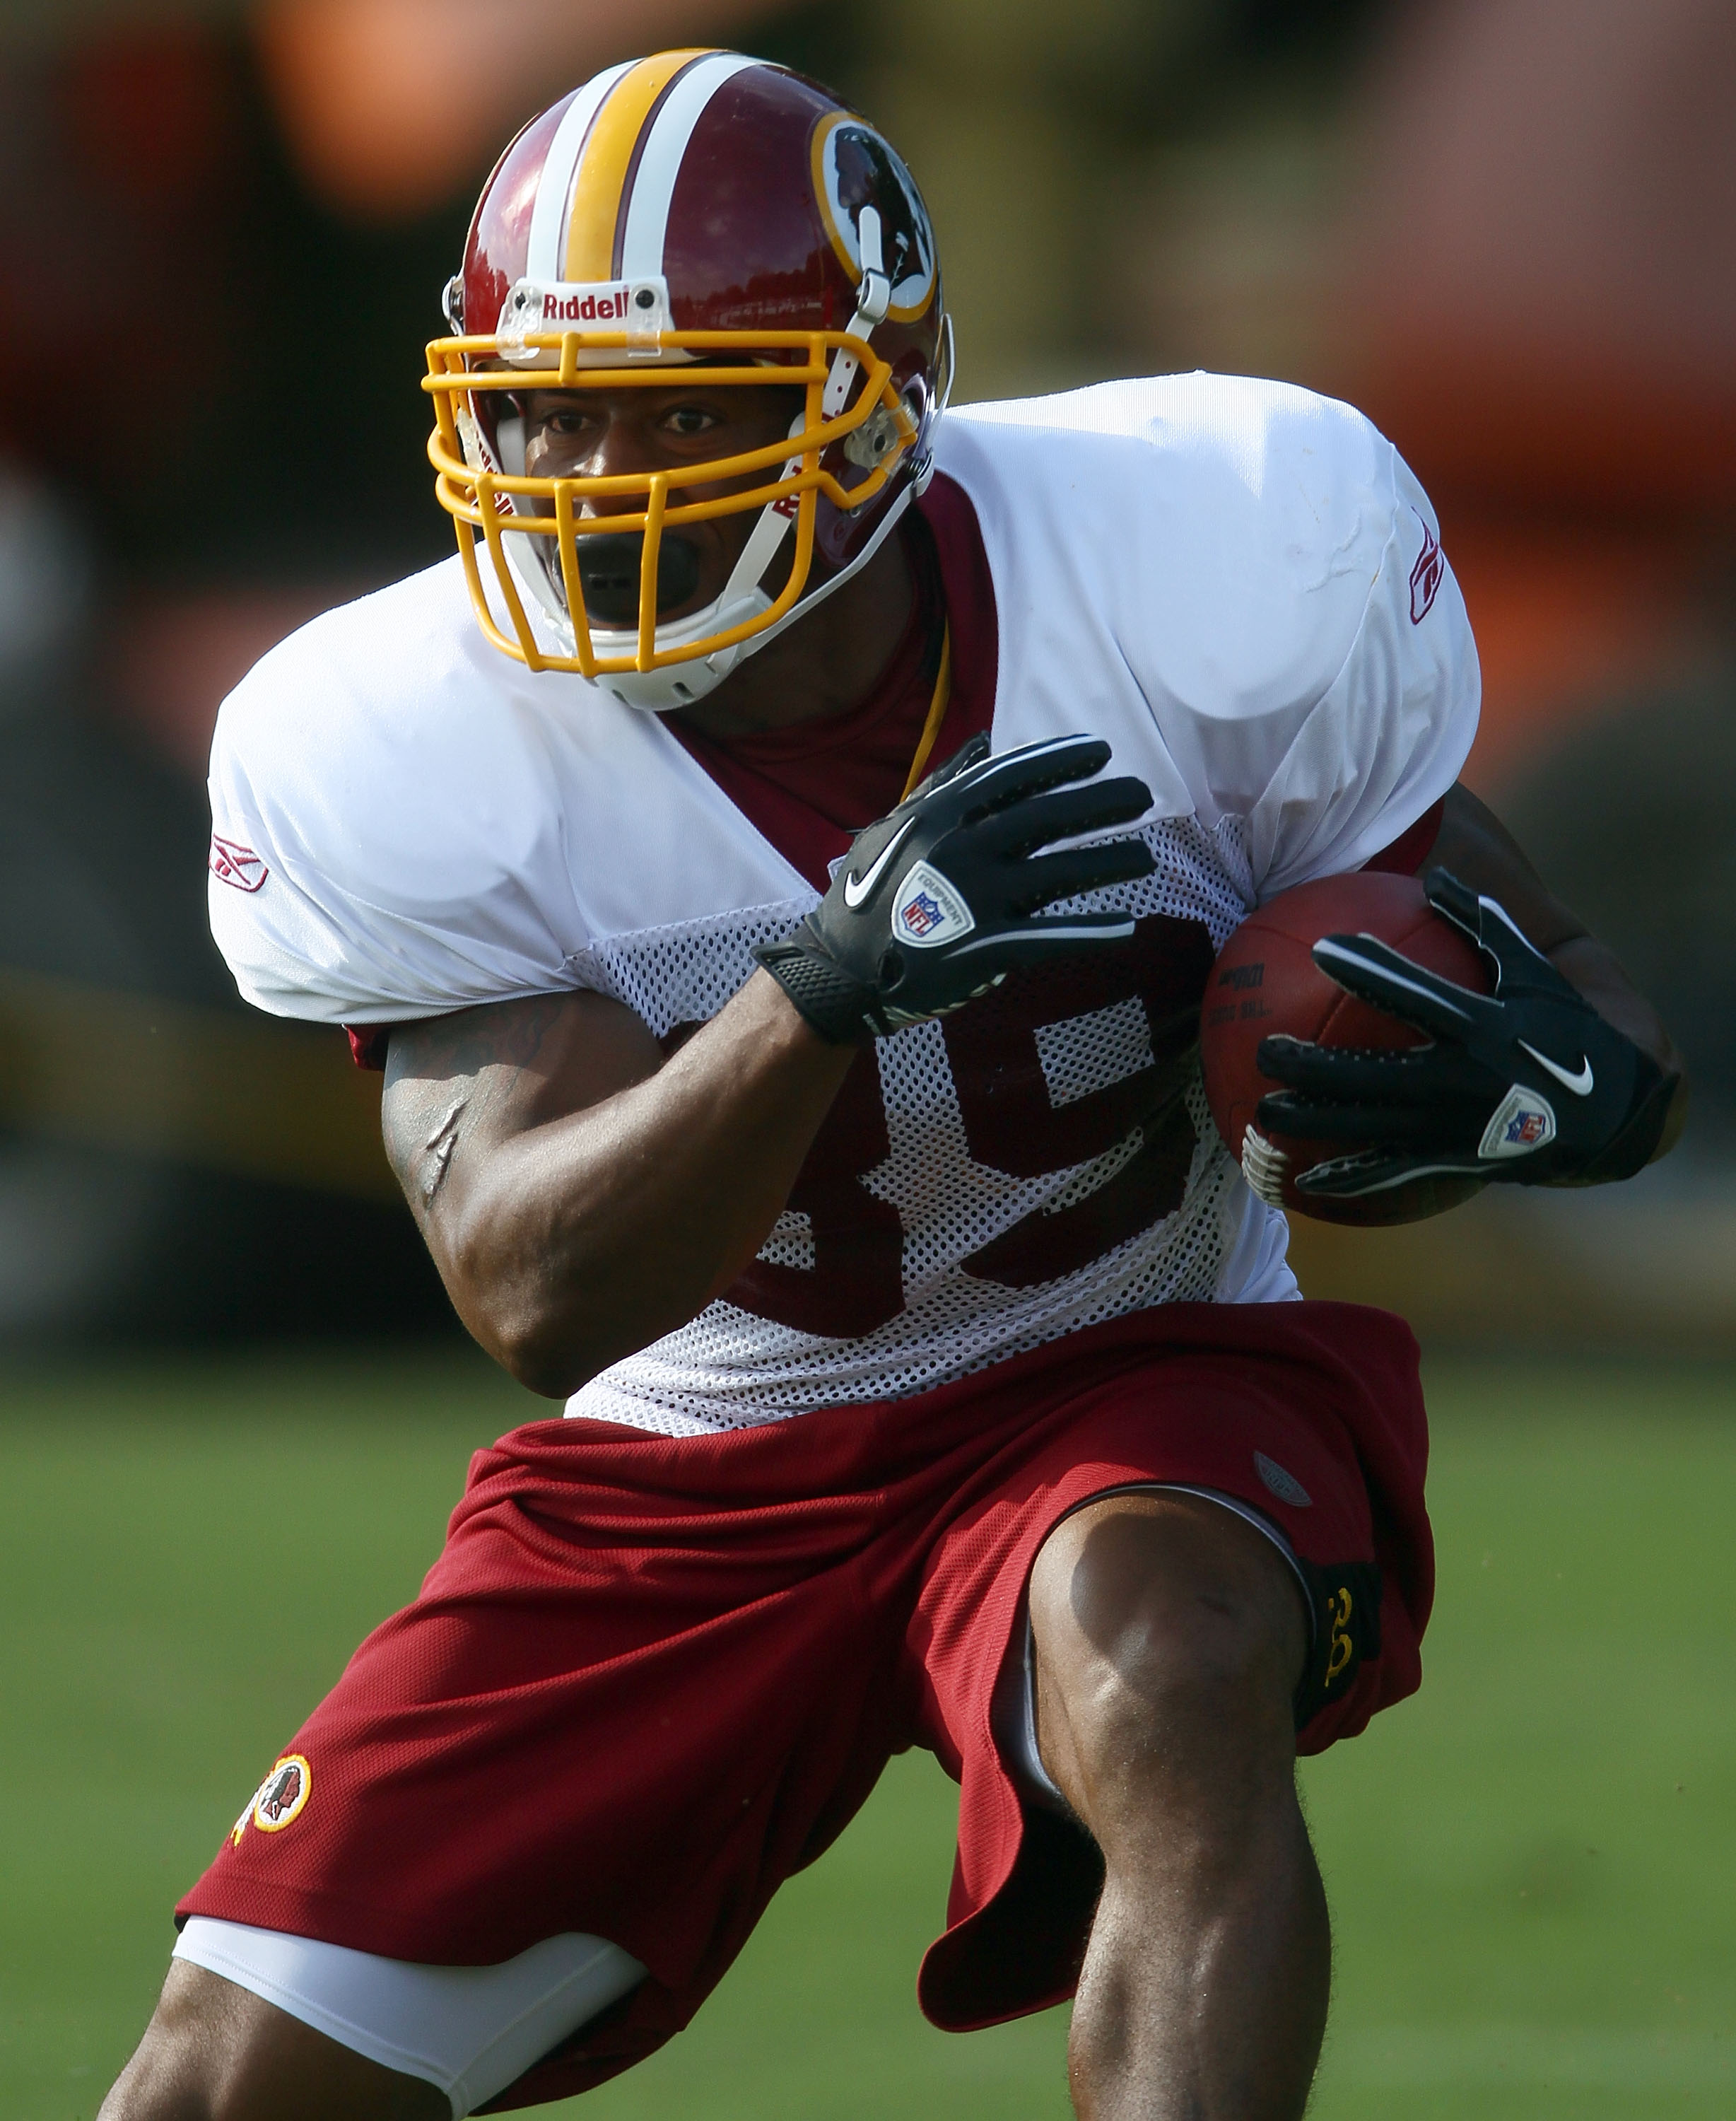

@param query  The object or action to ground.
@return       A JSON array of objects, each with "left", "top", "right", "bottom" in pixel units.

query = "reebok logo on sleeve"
[
  {"left": 210, "top": 834, "right": 269, "bottom": 892},
  {"left": 1409, "top": 513, "right": 1445, "bottom": 624}
]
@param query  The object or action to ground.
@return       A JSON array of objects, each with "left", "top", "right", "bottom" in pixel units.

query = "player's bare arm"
[
  {"left": 382, "top": 974, "right": 853, "bottom": 1396},
  {"left": 384, "top": 764, "right": 1682, "bottom": 1405},
  {"left": 384, "top": 730, "right": 1157, "bottom": 1396}
]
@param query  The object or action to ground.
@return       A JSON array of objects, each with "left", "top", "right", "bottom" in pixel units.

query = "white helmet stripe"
[
  {"left": 525, "top": 61, "right": 636, "bottom": 285},
  {"left": 618, "top": 52, "right": 760, "bottom": 282}
]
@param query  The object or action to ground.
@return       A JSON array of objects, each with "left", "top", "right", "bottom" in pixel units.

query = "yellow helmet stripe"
[
  {"left": 565, "top": 49, "right": 716, "bottom": 284},
  {"left": 525, "top": 62, "right": 634, "bottom": 284}
]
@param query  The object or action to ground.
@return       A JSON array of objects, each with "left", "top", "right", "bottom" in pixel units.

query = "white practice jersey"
[{"left": 209, "top": 374, "right": 1479, "bottom": 1434}]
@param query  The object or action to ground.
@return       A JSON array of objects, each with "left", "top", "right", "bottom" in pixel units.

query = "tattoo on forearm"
[{"left": 420, "top": 1098, "right": 467, "bottom": 1205}]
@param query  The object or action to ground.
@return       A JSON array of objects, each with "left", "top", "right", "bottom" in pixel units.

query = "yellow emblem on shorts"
[
  {"left": 230, "top": 1754, "right": 312, "bottom": 1845},
  {"left": 1324, "top": 1588, "right": 1355, "bottom": 1688}
]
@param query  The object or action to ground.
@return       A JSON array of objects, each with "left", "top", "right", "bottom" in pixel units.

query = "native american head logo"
[
  {"left": 814, "top": 116, "right": 937, "bottom": 321},
  {"left": 251, "top": 1754, "right": 312, "bottom": 1833}
]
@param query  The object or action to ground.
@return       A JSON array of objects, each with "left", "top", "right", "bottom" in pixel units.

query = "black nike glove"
[
  {"left": 754, "top": 732, "right": 1155, "bottom": 1044},
  {"left": 1255, "top": 866, "right": 1672, "bottom": 1203}
]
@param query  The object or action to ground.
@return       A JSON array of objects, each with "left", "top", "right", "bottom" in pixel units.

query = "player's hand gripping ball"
[
  {"left": 1200, "top": 872, "right": 1489, "bottom": 1223},
  {"left": 1200, "top": 867, "right": 1671, "bottom": 1223},
  {"left": 756, "top": 732, "right": 1155, "bottom": 1044}
]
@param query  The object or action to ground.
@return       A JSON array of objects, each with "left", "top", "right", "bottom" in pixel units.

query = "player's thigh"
[
  {"left": 102, "top": 1961, "right": 448, "bottom": 2121},
  {"left": 1027, "top": 1490, "right": 1308, "bottom": 1818}
]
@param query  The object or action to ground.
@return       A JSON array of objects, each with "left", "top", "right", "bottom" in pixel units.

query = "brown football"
[{"left": 1200, "top": 871, "right": 1492, "bottom": 1225}]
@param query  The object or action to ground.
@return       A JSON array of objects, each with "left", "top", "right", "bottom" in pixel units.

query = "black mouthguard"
[{"left": 573, "top": 532, "right": 703, "bottom": 626}]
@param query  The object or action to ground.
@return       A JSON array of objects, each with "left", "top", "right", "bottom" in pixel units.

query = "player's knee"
[
  {"left": 1031, "top": 1496, "right": 1306, "bottom": 1820},
  {"left": 1070, "top": 1589, "right": 1290, "bottom": 1777}
]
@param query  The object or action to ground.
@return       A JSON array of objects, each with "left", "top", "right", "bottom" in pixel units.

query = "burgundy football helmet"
[{"left": 425, "top": 49, "right": 950, "bottom": 709}]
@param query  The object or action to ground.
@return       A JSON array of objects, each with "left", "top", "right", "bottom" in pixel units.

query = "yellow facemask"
[{"left": 423, "top": 315, "right": 918, "bottom": 696}]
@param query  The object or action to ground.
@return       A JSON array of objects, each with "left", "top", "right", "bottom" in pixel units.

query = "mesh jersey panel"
[{"left": 568, "top": 813, "right": 1283, "bottom": 1434}]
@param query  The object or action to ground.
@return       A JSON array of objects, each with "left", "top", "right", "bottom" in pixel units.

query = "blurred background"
[
  {"left": 3, "top": 15, "right": 1734, "bottom": 2119},
  {"left": 0, "top": 0, "right": 1731, "bottom": 1349}
]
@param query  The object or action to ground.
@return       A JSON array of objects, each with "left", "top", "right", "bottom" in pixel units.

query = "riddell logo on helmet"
[
  {"left": 498, "top": 276, "right": 669, "bottom": 348},
  {"left": 544, "top": 289, "right": 630, "bottom": 322}
]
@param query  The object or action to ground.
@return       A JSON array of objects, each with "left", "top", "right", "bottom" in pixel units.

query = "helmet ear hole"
[{"left": 843, "top": 398, "right": 912, "bottom": 472}]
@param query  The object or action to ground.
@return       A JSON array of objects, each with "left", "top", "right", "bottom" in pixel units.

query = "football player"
[{"left": 102, "top": 52, "right": 1684, "bottom": 2121}]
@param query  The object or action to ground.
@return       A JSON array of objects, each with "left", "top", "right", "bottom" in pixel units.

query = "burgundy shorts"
[{"left": 179, "top": 1301, "right": 1431, "bottom": 2111}]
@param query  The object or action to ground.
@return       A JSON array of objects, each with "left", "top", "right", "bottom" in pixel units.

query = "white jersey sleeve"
[
  {"left": 942, "top": 373, "right": 1479, "bottom": 901},
  {"left": 206, "top": 559, "right": 810, "bottom": 1027},
  {"left": 1238, "top": 446, "right": 1477, "bottom": 898},
  {"left": 206, "top": 568, "right": 586, "bottom": 1024}
]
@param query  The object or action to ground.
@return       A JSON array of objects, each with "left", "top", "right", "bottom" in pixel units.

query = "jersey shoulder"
[
  {"left": 207, "top": 558, "right": 812, "bottom": 1024},
  {"left": 937, "top": 373, "right": 1407, "bottom": 725},
  {"left": 206, "top": 557, "right": 593, "bottom": 1019},
  {"left": 210, "top": 555, "right": 585, "bottom": 935}
]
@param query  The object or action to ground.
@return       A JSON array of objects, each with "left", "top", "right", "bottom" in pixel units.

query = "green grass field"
[{"left": 3, "top": 1350, "right": 1734, "bottom": 2119}]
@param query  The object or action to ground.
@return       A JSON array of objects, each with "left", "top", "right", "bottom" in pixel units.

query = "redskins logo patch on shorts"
[{"left": 229, "top": 1754, "right": 312, "bottom": 1847}]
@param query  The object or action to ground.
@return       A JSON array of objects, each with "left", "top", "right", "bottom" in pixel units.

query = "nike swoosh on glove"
[
  {"left": 1253, "top": 866, "right": 1672, "bottom": 1202},
  {"left": 754, "top": 732, "right": 1155, "bottom": 1044}
]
